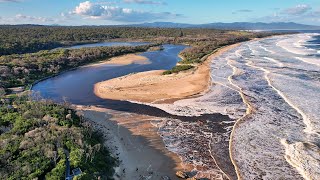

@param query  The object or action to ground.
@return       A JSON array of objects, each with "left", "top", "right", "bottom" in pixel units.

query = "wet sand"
[
  {"left": 76, "top": 106, "right": 187, "bottom": 180},
  {"left": 94, "top": 44, "right": 239, "bottom": 104}
]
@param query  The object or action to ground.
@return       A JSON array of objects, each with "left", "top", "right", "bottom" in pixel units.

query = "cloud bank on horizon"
[
  {"left": 256, "top": 4, "right": 319, "bottom": 25},
  {"left": 0, "top": 0, "right": 319, "bottom": 25}
]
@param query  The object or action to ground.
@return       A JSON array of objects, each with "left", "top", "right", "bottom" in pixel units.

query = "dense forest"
[
  {"left": 0, "top": 93, "right": 118, "bottom": 179},
  {"left": 0, "top": 25, "right": 278, "bottom": 55},
  {"left": 0, "top": 25, "right": 225, "bottom": 56}
]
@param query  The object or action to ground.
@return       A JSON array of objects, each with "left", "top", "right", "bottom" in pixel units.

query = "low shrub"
[{"left": 163, "top": 65, "right": 194, "bottom": 75}]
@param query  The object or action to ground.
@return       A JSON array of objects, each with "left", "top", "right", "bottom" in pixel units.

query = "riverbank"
[
  {"left": 76, "top": 105, "right": 187, "bottom": 180},
  {"left": 28, "top": 50, "right": 154, "bottom": 91},
  {"left": 94, "top": 44, "right": 240, "bottom": 103}
]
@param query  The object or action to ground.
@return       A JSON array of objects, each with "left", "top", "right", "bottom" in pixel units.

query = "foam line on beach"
[
  {"left": 246, "top": 60, "right": 316, "bottom": 135},
  {"left": 230, "top": 34, "right": 320, "bottom": 179},
  {"left": 226, "top": 57, "right": 255, "bottom": 179}
]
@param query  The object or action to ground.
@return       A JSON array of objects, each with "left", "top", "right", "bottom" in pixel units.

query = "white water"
[{"left": 150, "top": 33, "right": 320, "bottom": 179}]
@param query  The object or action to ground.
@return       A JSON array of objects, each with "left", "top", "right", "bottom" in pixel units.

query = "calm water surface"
[{"left": 32, "top": 44, "right": 188, "bottom": 115}]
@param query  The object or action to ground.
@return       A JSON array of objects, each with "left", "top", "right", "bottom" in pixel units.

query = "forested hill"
[
  {"left": 0, "top": 25, "right": 218, "bottom": 56},
  {"left": 0, "top": 25, "right": 282, "bottom": 56}
]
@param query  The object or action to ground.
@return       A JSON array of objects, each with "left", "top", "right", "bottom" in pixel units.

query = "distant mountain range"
[{"left": 127, "top": 22, "right": 320, "bottom": 30}]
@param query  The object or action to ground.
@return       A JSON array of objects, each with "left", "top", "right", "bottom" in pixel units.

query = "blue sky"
[{"left": 0, "top": 0, "right": 319, "bottom": 25}]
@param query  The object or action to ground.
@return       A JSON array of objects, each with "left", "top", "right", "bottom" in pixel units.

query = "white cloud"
[
  {"left": 73, "top": 1, "right": 105, "bottom": 17},
  {"left": 70, "top": 1, "right": 180, "bottom": 22},
  {"left": 15, "top": 14, "right": 53, "bottom": 23},
  {"left": 282, "top": 4, "right": 312, "bottom": 15},
  {"left": 123, "top": 0, "right": 166, "bottom": 5},
  {"left": 0, "top": 14, "right": 56, "bottom": 25},
  {"left": 232, "top": 9, "right": 253, "bottom": 15},
  {"left": 0, "top": 0, "right": 21, "bottom": 2}
]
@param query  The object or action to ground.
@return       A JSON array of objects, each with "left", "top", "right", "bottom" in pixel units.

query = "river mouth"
[
  {"left": 33, "top": 43, "right": 229, "bottom": 118},
  {"left": 30, "top": 33, "right": 320, "bottom": 179},
  {"left": 32, "top": 43, "right": 230, "bottom": 121},
  {"left": 30, "top": 42, "right": 238, "bottom": 179}
]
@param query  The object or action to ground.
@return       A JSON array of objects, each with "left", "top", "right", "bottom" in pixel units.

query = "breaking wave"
[{"left": 148, "top": 33, "right": 320, "bottom": 179}]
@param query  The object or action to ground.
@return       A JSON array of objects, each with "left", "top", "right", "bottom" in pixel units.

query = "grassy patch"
[{"left": 163, "top": 65, "right": 194, "bottom": 75}]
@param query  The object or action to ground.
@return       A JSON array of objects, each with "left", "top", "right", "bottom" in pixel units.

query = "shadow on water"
[{"left": 91, "top": 98, "right": 231, "bottom": 122}]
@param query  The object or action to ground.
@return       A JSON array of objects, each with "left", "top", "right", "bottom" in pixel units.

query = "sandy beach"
[
  {"left": 76, "top": 106, "right": 188, "bottom": 180},
  {"left": 94, "top": 44, "right": 240, "bottom": 103}
]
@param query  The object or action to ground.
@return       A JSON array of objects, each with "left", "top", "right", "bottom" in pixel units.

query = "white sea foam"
[
  {"left": 151, "top": 118, "right": 232, "bottom": 179},
  {"left": 149, "top": 84, "right": 246, "bottom": 119},
  {"left": 263, "top": 57, "right": 284, "bottom": 67},
  {"left": 276, "top": 33, "right": 319, "bottom": 55},
  {"left": 295, "top": 56, "right": 320, "bottom": 67},
  {"left": 141, "top": 33, "right": 320, "bottom": 179},
  {"left": 229, "top": 34, "right": 320, "bottom": 179},
  {"left": 259, "top": 44, "right": 275, "bottom": 54},
  {"left": 147, "top": 47, "right": 247, "bottom": 120}
]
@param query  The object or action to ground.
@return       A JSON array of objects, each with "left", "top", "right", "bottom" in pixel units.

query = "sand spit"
[
  {"left": 88, "top": 54, "right": 150, "bottom": 67},
  {"left": 94, "top": 44, "right": 239, "bottom": 104}
]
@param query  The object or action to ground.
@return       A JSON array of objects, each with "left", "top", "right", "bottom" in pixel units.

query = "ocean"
[{"left": 151, "top": 32, "right": 320, "bottom": 179}]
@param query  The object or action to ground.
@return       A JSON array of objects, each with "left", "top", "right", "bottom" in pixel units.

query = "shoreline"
[
  {"left": 31, "top": 41, "right": 250, "bottom": 179},
  {"left": 94, "top": 44, "right": 240, "bottom": 104},
  {"left": 91, "top": 42, "right": 242, "bottom": 179},
  {"left": 76, "top": 105, "right": 185, "bottom": 180},
  {"left": 29, "top": 52, "right": 151, "bottom": 91},
  {"left": 31, "top": 36, "right": 284, "bottom": 179}
]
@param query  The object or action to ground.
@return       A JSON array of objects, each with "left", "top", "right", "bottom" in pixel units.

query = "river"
[{"left": 32, "top": 43, "right": 186, "bottom": 114}]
